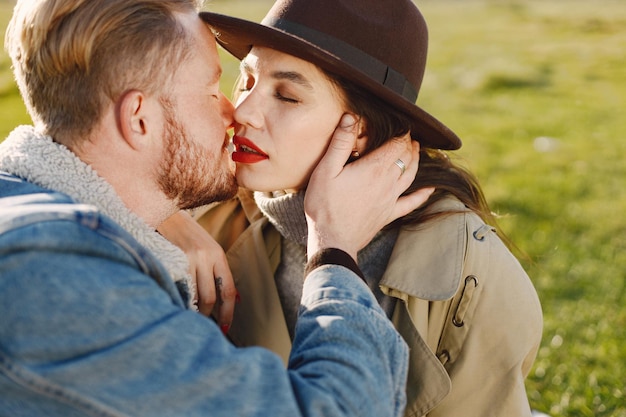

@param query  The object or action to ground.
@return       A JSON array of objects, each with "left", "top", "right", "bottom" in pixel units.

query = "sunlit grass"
[
  {"left": 0, "top": 1, "right": 31, "bottom": 138},
  {"left": 2, "top": 1, "right": 624, "bottom": 415},
  {"left": 416, "top": 3, "right": 626, "bottom": 416}
]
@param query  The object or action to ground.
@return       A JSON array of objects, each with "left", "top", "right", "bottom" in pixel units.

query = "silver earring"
[{"left": 351, "top": 150, "right": 360, "bottom": 159}]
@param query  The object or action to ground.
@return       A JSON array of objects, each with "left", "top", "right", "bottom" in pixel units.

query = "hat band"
[{"left": 265, "top": 18, "right": 418, "bottom": 103}]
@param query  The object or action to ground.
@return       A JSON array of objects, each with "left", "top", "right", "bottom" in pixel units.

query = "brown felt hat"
[{"left": 200, "top": 0, "right": 461, "bottom": 150}]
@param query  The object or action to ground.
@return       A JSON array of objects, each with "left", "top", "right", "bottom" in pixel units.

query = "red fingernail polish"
[{"left": 221, "top": 324, "right": 230, "bottom": 335}]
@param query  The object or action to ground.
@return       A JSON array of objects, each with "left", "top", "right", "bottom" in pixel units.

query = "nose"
[
  {"left": 233, "top": 90, "right": 262, "bottom": 130},
  {"left": 219, "top": 92, "right": 235, "bottom": 128}
]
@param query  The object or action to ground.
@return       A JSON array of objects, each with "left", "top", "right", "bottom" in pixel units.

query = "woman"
[{"left": 194, "top": 1, "right": 543, "bottom": 415}]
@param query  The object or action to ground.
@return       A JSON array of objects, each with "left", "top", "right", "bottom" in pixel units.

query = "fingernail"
[
  {"left": 221, "top": 324, "right": 230, "bottom": 335},
  {"left": 339, "top": 114, "right": 356, "bottom": 128},
  {"left": 235, "top": 292, "right": 241, "bottom": 304}
]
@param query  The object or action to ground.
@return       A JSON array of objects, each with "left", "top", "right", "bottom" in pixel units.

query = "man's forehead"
[{"left": 189, "top": 18, "right": 223, "bottom": 83}]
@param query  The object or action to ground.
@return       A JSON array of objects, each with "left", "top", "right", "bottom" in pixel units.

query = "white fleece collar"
[{"left": 0, "top": 125, "right": 195, "bottom": 307}]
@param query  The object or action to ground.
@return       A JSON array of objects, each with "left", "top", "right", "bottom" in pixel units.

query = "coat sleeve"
[
  {"left": 428, "top": 219, "right": 543, "bottom": 417},
  {"left": 0, "top": 220, "right": 408, "bottom": 417}
]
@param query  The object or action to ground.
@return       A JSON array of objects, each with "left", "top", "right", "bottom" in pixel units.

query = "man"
[{"left": 0, "top": 1, "right": 429, "bottom": 416}]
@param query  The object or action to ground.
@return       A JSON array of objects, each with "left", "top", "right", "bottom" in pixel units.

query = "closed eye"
[{"left": 274, "top": 91, "right": 299, "bottom": 104}]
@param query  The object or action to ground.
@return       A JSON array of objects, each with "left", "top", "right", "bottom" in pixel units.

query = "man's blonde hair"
[{"left": 5, "top": 0, "right": 204, "bottom": 140}]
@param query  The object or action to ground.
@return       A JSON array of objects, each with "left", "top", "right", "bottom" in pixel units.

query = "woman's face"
[{"left": 232, "top": 46, "right": 347, "bottom": 193}]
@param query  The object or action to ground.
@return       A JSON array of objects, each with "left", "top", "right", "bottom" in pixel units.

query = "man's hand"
[{"left": 305, "top": 114, "right": 434, "bottom": 261}]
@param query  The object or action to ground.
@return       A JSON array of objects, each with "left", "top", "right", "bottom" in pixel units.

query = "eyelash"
[
  {"left": 238, "top": 85, "right": 300, "bottom": 105},
  {"left": 239, "top": 72, "right": 301, "bottom": 104},
  {"left": 274, "top": 91, "right": 299, "bottom": 104}
]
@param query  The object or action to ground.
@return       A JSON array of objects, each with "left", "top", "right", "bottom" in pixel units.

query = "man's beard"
[{"left": 157, "top": 104, "right": 238, "bottom": 210}]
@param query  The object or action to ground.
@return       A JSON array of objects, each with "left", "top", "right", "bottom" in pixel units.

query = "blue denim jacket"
[{"left": 0, "top": 172, "right": 408, "bottom": 417}]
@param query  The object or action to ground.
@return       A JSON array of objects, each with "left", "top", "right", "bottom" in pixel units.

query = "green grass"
[
  {"left": 2, "top": 1, "right": 625, "bottom": 415},
  {"left": 0, "top": 1, "right": 31, "bottom": 138},
  {"left": 412, "top": 5, "right": 626, "bottom": 415}
]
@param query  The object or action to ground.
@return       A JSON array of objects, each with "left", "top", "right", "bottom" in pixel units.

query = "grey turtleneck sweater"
[{"left": 254, "top": 190, "right": 399, "bottom": 339}]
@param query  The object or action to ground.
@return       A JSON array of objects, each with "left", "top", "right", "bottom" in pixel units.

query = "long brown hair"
[{"left": 328, "top": 72, "right": 506, "bottom": 237}]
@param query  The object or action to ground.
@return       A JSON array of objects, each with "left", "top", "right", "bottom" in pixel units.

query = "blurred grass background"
[{"left": 1, "top": 0, "right": 624, "bottom": 415}]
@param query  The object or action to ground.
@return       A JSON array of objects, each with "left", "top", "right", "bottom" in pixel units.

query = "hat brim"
[{"left": 200, "top": 12, "right": 461, "bottom": 150}]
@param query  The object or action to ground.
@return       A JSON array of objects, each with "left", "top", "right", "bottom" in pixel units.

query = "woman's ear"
[
  {"left": 355, "top": 117, "right": 368, "bottom": 154},
  {"left": 117, "top": 89, "right": 149, "bottom": 150},
  {"left": 346, "top": 115, "right": 368, "bottom": 162}
]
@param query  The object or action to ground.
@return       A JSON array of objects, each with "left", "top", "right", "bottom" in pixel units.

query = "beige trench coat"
[{"left": 196, "top": 190, "right": 543, "bottom": 417}]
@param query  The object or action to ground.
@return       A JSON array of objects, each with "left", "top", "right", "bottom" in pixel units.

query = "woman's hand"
[
  {"left": 159, "top": 211, "right": 237, "bottom": 333},
  {"left": 305, "top": 114, "right": 434, "bottom": 261}
]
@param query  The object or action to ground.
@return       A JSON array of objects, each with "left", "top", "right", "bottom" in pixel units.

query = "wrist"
[
  {"left": 304, "top": 248, "right": 365, "bottom": 281},
  {"left": 307, "top": 225, "right": 357, "bottom": 262}
]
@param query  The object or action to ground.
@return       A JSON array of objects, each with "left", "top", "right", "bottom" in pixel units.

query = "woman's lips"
[{"left": 232, "top": 135, "right": 268, "bottom": 163}]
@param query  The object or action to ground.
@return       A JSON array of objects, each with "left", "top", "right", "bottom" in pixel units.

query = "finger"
[
  {"left": 391, "top": 187, "right": 435, "bottom": 221},
  {"left": 213, "top": 261, "right": 237, "bottom": 333},
  {"left": 196, "top": 266, "right": 217, "bottom": 318},
  {"left": 396, "top": 140, "right": 420, "bottom": 190},
  {"left": 315, "top": 114, "right": 358, "bottom": 177},
  {"left": 389, "top": 139, "right": 432, "bottom": 221},
  {"left": 356, "top": 132, "right": 412, "bottom": 177}
]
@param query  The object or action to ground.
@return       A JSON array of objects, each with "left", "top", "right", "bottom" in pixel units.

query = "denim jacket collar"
[{"left": 0, "top": 126, "right": 194, "bottom": 306}]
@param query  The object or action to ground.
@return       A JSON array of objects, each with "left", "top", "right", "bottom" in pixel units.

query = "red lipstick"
[{"left": 232, "top": 135, "right": 268, "bottom": 163}]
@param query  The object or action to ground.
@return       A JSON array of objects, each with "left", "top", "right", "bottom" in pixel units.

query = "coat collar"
[
  {"left": 239, "top": 188, "right": 265, "bottom": 222},
  {"left": 236, "top": 189, "right": 471, "bottom": 301},
  {"left": 380, "top": 197, "right": 470, "bottom": 301},
  {"left": 218, "top": 191, "right": 290, "bottom": 361}
]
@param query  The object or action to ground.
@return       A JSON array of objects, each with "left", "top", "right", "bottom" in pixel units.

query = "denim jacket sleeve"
[{"left": 0, "top": 186, "right": 408, "bottom": 417}]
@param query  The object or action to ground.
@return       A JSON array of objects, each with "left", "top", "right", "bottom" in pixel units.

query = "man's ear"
[{"left": 117, "top": 90, "right": 150, "bottom": 150}]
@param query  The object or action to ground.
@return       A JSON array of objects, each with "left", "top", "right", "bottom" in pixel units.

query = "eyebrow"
[
  {"left": 240, "top": 60, "right": 253, "bottom": 75},
  {"left": 240, "top": 60, "right": 313, "bottom": 90},
  {"left": 271, "top": 70, "right": 313, "bottom": 90}
]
